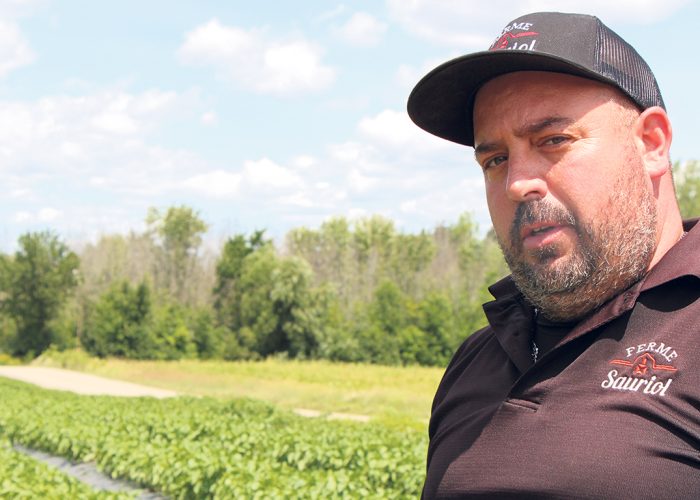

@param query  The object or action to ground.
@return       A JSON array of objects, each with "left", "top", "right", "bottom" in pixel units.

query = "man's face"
[{"left": 473, "top": 72, "right": 657, "bottom": 321}]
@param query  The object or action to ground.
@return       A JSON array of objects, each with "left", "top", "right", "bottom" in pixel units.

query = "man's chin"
[
  {"left": 512, "top": 253, "right": 590, "bottom": 295},
  {"left": 523, "top": 250, "right": 570, "bottom": 274}
]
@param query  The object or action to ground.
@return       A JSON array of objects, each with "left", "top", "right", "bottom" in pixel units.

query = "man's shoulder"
[
  {"left": 642, "top": 218, "right": 700, "bottom": 291},
  {"left": 431, "top": 325, "right": 501, "bottom": 406},
  {"left": 451, "top": 324, "right": 496, "bottom": 362}
]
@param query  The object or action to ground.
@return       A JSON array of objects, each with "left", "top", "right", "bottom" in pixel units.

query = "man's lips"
[{"left": 520, "top": 222, "right": 568, "bottom": 249}]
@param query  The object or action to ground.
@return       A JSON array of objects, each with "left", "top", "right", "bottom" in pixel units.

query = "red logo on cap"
[{"left": 490, "top": 31, "right": 538, "bottom": 51}]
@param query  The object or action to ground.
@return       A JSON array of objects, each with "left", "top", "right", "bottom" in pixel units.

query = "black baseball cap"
[{"left": 407, "top": 12, "right": 664, "bottom": 147}]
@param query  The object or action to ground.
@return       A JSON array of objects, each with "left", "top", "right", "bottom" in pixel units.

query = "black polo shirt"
[{"left": 423, "top": 219, "right": 700, "bottom": 499}]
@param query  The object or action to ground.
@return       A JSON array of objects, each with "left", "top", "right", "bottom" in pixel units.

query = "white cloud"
[
  {"left": 92, "top": 110, "right": 139, "bottom": 135},
  {"left": 347, "top": 168, "right": 379, "bottom": 193},
  {"left": 334, "top": 12, "right": 387, "bottom": 47},
  {"left": 329, "top": 141, "right": 368, "bottom": 163},
  {"left": 0, "top": 1, "right": 43, "bottom": 79},
  {"left": 358, "top": 109, "right": 419, "bottom": 147},
  {"left": 0, "top": 87, "right": 206, "bottom": 202},
  {"left": 0, "top": 89, "right": 181, "bottom": 160},
  {"left": 358, "top": 109, "right": 451, "bottom": 151},
  {"left": 278, "top": 191, "right": 315, "bottom": 208},
  {"left": 182, "top": 170, "right": 242, "bottom": 197},
  {"left": 38, "top": 207, "right": 62, "bottom": 222},
  {"left": 9, "top": 187, "right": 32, "bottom": 199},
  {"left": 200, "top": 110, "right": 218, "bottom": 125},
  {"left": 13, "top": 210, "right": 31, "bottom": 223},
  {"left": 243, "top": 157, "right": 304, "bottom": 190},
  {"left": 387, "top": 0, "right": 691, "bottom": 47},
  {"left": 0, "top": 19, "right": 34, "bottom": 77},
  {"left": 0, "top": 1, "right": 46, "bottom": 18},
  {"left": 346, "top": 207, "right": 369, "bottom": 220},
  {"left": 178, "top": 19, "right": 335, "bottom": 96},
  {"left": 395, "top": 55, "right": 461, "bottom": 89},
  {"left": 315, "top": 4, "right": 347, "bottom": 23},
  {"left": 386, "top": 0, "right": 494, "bottom": 47},
  {"left": 293, "top": 155, "right": 316, "bottom": 169},
  {"left": 11, "top": 207, "right": 63, "bottom": 224}
]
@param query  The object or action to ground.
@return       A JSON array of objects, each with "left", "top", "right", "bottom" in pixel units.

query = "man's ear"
[{"left": 634, "top": 106, "right": 673, "bottom": 179}]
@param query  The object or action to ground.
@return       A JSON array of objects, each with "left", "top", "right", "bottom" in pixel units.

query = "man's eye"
[
  {"left": 542, "top": 136, "right": 568, "bottom": 146},
  {"left": 483, "top": 155, "right": 507, "bottom": 170}
]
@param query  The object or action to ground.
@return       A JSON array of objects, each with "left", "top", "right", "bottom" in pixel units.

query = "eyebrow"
[
  {"left": 473, "top": 116, "right": 575, "bottom": 159},
  {"left": 515, "top": 116, "right": 574, "bottom": 137}
]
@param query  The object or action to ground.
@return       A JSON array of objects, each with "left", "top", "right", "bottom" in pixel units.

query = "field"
[
  {"left": 33, "top": 349, "right": 444, "bottom": 430},
  {"left": 0, "top": 376, "right": 428, "bottom": 498},
  {"left": 0, "top": 351, "right": 445, "bottom": 497},
  {"left": 0, "top": 437, "right": 133, "bottom": 499}
]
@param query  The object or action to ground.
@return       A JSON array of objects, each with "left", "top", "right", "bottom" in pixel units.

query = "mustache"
[{"left": 509, "top": 200, "right": 577, "bottom": 244}]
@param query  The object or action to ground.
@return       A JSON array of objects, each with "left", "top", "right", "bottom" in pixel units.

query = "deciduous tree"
[
  {"left": 147, "top": 206, "right": 209, "bottom": 304},
  {"left": 676, "top": 160, "right": 700, "bottom": 218},
  {"left": 3, "top": 231, "right": 79, "bottom": 357}
]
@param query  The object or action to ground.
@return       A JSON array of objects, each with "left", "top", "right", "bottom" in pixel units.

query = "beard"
[{"left": 496, "top": 164, "right": 657, "bottom": 322}]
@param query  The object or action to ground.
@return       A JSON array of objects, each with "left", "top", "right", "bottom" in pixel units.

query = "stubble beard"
[{"left": 497, "top": 166, "right": 657, "bottom": 322}]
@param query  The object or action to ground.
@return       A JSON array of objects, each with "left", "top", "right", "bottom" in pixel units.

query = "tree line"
[{"left": 1, "top": 160, "right": 698, "bottom": 366}]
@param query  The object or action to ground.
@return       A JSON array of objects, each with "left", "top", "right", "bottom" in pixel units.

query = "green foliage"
[
  {"left": 189, "top": 308, "right": 227, "bottom": 359},
  {"left": 147, "top": 206, "right": 209, "bottom": 304},
  {"left": 82, "top": 280, "right": 153, "bottom": 358},
  {"left": 1, "top": 231, "right": 79, "bottom": 357},
  {"left": 0, "top": 313, "right": 18, "bottom": 355},
  {"left": 676, "top": 160, "right": 700, "bottom": 218},
  {"left": 369, "top": 281, "right": 409, "bottom": 336},
  {"left": 237, "top": 248, "right": 326, "bottom": 359},
  {"left": 0, "top": 378, "right": 426, "bottom": 498},
  {"left": 213, "top": 230, "right": 269, "bottom": 333},
  {"left": 46, "top": 297, "right": 81, "bottom": 351},
  {"left": 283, "top": 213, "right": 510, "bottom": 366},
  {"left": 82, "top": 280, "right": 201, "bottom": 360},
  {"left": 148, "top": 301, "right": 197, "bottom": 360},
  {"left": 0, "top": 352, "right": 21, "bottom": 365},
  {"left": 33, "top": 346, "right": 95, "bottom": 370},
  {"left": 0, "top": 204, "right": 517, "bottom": 366},
  {"left": 416, "top": 292, "right": 459, "bottom": 366}
]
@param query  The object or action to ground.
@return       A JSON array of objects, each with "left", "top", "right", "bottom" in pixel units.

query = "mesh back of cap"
[{"left": 596, "top": 20, "right": 665, "bottom": 109}]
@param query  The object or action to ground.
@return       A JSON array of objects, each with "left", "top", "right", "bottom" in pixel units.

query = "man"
[{"left": 407, "top": 12, "right": 699, "bottom": 498}]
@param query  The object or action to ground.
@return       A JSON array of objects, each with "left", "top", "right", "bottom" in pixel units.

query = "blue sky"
[{"left": 0, "top": 0, "right": 697, "bottom": 250}]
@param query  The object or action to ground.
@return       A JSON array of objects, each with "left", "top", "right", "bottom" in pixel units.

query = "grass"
[{"left": 32, "top": 349, "right": 443, "bottom": 431}]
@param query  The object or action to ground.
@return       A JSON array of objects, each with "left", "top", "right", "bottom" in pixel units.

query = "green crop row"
[
  {"left": 0, "top": 438, "right": 133, "bottom": 499},
  {"left": 0, "top": 378, "right": 427, "bottom": 498}
]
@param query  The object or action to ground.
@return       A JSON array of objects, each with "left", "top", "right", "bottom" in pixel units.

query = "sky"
[{"left": 0, "top": 0, "right": 698, "bottom": 251}]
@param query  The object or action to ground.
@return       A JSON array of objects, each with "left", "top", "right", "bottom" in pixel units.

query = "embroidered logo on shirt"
[{"left": 601, "top": 342, "right": 678, "bottom": 397}]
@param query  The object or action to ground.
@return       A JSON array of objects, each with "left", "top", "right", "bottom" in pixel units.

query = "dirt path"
[
  {"left": 0, "top": 366, "right": 370, "bottom": 422},
  {"left": 0, "top": 366, "right": 177, "bottom": 398}
]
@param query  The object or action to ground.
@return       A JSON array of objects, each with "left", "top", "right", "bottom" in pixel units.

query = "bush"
[
  {"left": 82, "top": 280, "right": 153, "bottom": 358},
  {"left": 149, "top": 302, "right": 197, "bottom": 360}
]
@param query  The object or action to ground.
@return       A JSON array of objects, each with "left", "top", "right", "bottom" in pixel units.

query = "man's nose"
[{"left": 505, "top": 153, "right": 548, "bottom": 202}]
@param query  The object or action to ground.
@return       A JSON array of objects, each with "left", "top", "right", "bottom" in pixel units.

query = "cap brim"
[{"left": 407, "top": 51, "right": 615, "bottom": 147}]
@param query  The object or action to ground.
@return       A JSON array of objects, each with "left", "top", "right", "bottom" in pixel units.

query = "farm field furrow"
[{"left": 0, "top": 437, "right": 134, "bottom": 499}]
